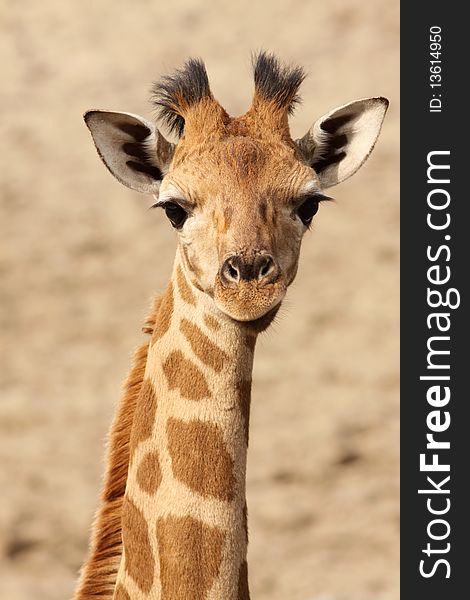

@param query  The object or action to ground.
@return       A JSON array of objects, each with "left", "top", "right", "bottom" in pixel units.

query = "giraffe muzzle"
[{"left": 214, "top": 252, "right": 285, "bottom": 322}]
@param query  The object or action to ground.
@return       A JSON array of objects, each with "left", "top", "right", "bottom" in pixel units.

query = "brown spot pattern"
[
  {"left": 157, "top": 515, "right": 225, "bottom": 600},
  {"left": 162, "top": 350, "right": 211, "bottom": 401},
  {"left": 167, "top": 418, "right": 235, "bottom": 501},
  {"left": 176, "top": 265, "right": 196, "bottom": 306},
  {"left": 180, "top": 318, "right": 228, "bottom": 373},
  {"left": 114, "top": 584, "right": 131, "bottom": 600},
  {"left": 129, "top": 379, "right": 158, "bottom": 461},
  {"left": 152, "top": 282, "right": 174, "bottom": 342},
  {"left": 238, "top": 560, "right": 250, "bottom": 600},
  {"left": 203, "top": 313, "right": 221, "bottom": 331},
  {"left": 237, "top": 380, "right": 252, "bottom": 446},
  {"left": 122, "top": 497, "right": 154, "bottom": 593},
  {"left": 136, "top": 451, "right": 162, "bottom": 495}
]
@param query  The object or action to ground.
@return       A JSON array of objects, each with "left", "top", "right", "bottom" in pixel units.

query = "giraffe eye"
[
  {"left": 162, "top": 202, "right": 188, "bottom": 229},
  {"left": 296, "top": 197, "right": 319, "bottom": 227}
]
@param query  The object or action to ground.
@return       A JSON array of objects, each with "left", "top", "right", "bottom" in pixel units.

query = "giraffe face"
[
  {"left": 84, "top": 54, "right": 388, "bottom": 326},
  {"left": 157, "top": 135, "right": 323, "bottom": 323}
]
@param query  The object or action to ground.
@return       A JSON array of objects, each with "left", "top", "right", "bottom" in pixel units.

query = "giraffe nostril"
[
  {"left": 254, "top": 254, "right": 279, "bottom": 284},
  {"left": 227, "top": 263, "right": 239, "bottom": 281},
  {"left": 259, "top": 257, "right": 273, "bottom": 278},
  {"left": 220, "top": 256, "right": 241, "bottom": 287}
]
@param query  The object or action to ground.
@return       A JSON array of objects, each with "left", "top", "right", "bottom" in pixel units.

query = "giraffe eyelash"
[
  {"left": 150, "top": 199, "right": 184, "bottom": 210},
  {"left": 293, "top": 191, "right": 334, "bottom": 207}
]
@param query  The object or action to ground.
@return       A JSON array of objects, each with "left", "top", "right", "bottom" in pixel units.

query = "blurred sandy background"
[{"left": 0, "top": 1, "right": 399, "bottom": 599}]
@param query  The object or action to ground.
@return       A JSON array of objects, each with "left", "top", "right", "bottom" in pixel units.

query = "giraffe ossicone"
[{"left": 75, "top": 52, "right": 388, "bottom": 600}]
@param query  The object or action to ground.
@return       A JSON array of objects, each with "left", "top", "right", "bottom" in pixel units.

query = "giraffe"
[{"left": 74, "top": 52, "right": 388, "bottom": 600}]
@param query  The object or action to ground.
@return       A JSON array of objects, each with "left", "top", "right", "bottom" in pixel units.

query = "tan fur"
[{"left": 175, "top": 96, "right": 229, "bottom": 143}]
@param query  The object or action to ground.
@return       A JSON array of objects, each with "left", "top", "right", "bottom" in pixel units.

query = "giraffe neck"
[{"left": 114, "top": 251, "right": 255, "bottom": 600}]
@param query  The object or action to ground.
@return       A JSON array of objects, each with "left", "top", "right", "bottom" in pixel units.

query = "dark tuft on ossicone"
[
  {"left": 151, "top": 58, "right": 212, "bottom": 138},
  {"left": 252, "top": 51, "right": 306, "bottom": 115}
]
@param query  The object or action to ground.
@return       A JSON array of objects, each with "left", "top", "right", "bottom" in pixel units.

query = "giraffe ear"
[
  {"left": 84, "top": 110, "right": 175, "bottom": 194},
  {"left": 296, "top": 97, "right": 389, "bottom": 189}
]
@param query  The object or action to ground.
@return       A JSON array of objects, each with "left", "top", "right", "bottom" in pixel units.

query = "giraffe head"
[{"left": 85, "top": 52, "right": 388, "bottom": 325}]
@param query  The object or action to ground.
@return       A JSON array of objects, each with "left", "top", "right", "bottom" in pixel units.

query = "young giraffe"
[{"left": 74, "top": 53, "right": 388, "bottom": 600}]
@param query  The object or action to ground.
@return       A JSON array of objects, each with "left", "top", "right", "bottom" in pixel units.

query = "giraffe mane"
[{"left": 73, "top": 297, "right": 162, "bottom": 599}]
